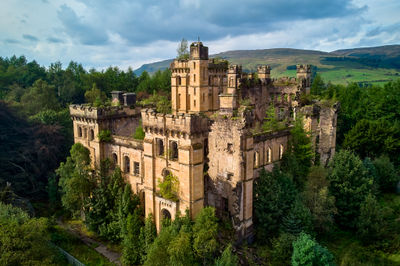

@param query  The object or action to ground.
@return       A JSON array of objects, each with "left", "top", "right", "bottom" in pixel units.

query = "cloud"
[
  {"left": 57, "top": 4, "right": 108, "bottom": 45},
  {"left": 47, "top": 37, "right": 63, "bottom": 43},
  {"left": 57, "top": 0, "right": 366, "bottom": 45},
  {"left": 366, "top": 23, "right": 400, "bottom": 37},
  {"left": 0, "top": 0, "right": 399, "bottom": 70},
  {"left": 22, "top": 34, "right": 39, "bottom": 41},
  {"left": 4, "top": 39, "right": 20, "bottom": 44}
]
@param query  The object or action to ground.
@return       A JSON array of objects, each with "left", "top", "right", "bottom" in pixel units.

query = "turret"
[
  {"left": 296, "top": 64, "right": 311, "bottom": 88},
  {"left": 257, "top": 65, "right": 271, "bottom": 83}
]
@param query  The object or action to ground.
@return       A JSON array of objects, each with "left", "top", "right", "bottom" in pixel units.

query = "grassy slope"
[{"left": 134, "top": 45, "right": 400, "bottom": 86}]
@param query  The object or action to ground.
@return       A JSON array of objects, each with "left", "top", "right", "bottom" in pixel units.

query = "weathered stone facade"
[{"left": 70, "top": 42, "right": 338, "bottom": 241}]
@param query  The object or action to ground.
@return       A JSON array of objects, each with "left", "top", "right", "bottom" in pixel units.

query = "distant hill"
[{"left": 134, "top": 45, "right": 400, "bottom": 86}]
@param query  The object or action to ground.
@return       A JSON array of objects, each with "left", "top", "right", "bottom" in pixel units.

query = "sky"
[{"left": 1, "top": 0, "right": 399, "bottom": 70}]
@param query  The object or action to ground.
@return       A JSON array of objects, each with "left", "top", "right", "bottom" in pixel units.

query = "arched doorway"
[{"left": 161, "top": 209, "right": 171, "bottom": 220}]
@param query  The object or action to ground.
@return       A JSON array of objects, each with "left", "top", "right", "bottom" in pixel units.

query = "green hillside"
[{"left": 134, "top": 45, "right": 400, "bottom": 86}]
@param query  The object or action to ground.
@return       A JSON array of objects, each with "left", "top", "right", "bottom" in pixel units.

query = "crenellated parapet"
[
  {"left": 296, "top": 64, "right": 312, "bottom": 74},
  {"left": 170, "top": 60, "right": 190, "bottom": 73},
  {"left": 141, "top": 109, "right": 209, "bottom": 137},
  {"left": 69, "top": 104, "right": 140, "bottom": 122}
]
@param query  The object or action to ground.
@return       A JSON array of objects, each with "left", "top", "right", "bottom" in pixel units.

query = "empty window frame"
[{"left": 134, "top": 162, "right": 140, "bottom": 176}]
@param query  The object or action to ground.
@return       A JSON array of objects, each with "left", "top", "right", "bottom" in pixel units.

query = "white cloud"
[{"left": 0, "top": 0, "right": 399, "bottom": 70}]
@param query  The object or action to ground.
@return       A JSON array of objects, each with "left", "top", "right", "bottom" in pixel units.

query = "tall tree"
[
  {"left": 254, "top": 167, "right": 297, "bottom": 240},
  {"left": 193, "top": 207, "right": 219, "bottom": 263},
  {"left": 302, "top": 166, "right": 337, "bottom": 233},
  {"left": 56, "top": 143, "right": 93, "bottom": 217},
  {"left": 177, "top": 38, "right": 189, "bottom": 60},
  {"left": 328, "top": 150, "right": 374, "bottom": 228}
]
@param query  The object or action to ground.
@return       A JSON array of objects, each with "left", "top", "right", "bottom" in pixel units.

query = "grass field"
[{"left": 50, "top": 225, "right": 114, "bottom": 266}]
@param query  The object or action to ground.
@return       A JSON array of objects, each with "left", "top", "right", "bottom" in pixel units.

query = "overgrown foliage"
[
  {"left": 0, "top": 203, "right": 63, "bottom": 265},
  {"left": 158, "top": 173, "right": 179, "bottom": 201}
]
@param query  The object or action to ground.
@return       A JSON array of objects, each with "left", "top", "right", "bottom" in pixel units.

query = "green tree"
[
  {"left": 168, "top": 231, "right": 197, "bottom": 266},
  {"left": 282, "top": 117, "right": 314, "bottom": 187},
  {"left": 20, "top": 79, "right": 60, "bottom": 116},
  {"left": 328, "top": 150, "right": 374, "bottom": 228},
  {"left": 373, "top": 155, "right": 400, "bottom": 193},
  {"left": 214, "top": 244, "right": 239, "bottom": 266},
  {"left": 302, "top": 166, "right": 337, "bottom": 233},
  {"left": 177, "top": 38, "right": 189, "bottom": 60},
  {"left": 193, "top": 207, "right": 219, "bottom": 262},
  {"left": 262, "top": 105, "right": 280, "bottom": 131},
  {"left": 291, "top": 232, "right": 335, "bottom": 266},
  {"left": 254, "top": 167, "right": 297, "bottom": 240},
  {"left": 144, "top": 226, "right": 175, "bottom": 266},
  {"left": 270, "top": 233, "right": 297, "bottom": 265},
  {"left": 310, "top": 74, "right": 325, "bottom": 96},
  {"left": 356, "top": 194, "right": 388, "bottom": 243},
  {"left": 122, "top": 209, "right": 144, "bottom": 265},
  {"left": 139, "top": 214, "right": 157, "bottom": 263},
  {"left": 0, "top": 203, "right": 61, "bottom": 265},
  {"left": 281, "top": 197, "right": 313, "bottom": 235},
  {"left": 56, "top": 143, "right": 92, "bottom": 217},
  {"left": 84, "top": 83, "right": 107, "bottom": 106}
]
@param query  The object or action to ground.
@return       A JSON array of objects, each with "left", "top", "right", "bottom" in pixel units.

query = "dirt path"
[{"left": 57, "top": 220, "right": 121, "bottom": 265}]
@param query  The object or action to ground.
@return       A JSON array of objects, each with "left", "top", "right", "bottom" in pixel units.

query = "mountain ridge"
[{"left": 134, "top": 44, "right": 400, "bottom": 85}]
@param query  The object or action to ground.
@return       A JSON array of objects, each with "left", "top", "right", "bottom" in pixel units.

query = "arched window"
[
  {"left": 78, "top": 127, "right": 82, "bottom": 137},
  {"left": 124, "top": 156, "right": 130, "bottom": 173},
  {"left": 89, "top": 129, "right": 95, "bottom": 141},
  {"left": 193, "top": 62, "right": 196, "bottom": 69},
  {"left": 193, "top": 74, "right": 196, "bottom": 82},
  {"left": 229, "top": 77, "right": 234, "bottom": 87},
  {"left": 170, "top": 141, "right": 178, "bottom": 160},
  {"left": 162, "top": 169, "right": 171, "bottom": 181},
  {"left": 112, "top": 153, "right": 118, "bottom": 167},
  {"left": 266, "top": 147, "right": 272, "bottom": 163},
  {"left": 83, "top": 128, "right": 87, "bottom": 138},
  {"left": 177, "top": 76, "right": 181, "bottom": 85},
  {"left": 279, "top": 144, "right": 284, "bottom": 160},
  {"left": 254, "top": 151, "right": 259, "bottom": 168}
]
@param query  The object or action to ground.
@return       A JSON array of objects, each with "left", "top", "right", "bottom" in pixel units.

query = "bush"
[
  {"left": 134, "top": 124, "right": 145, "bottom": 140},
  {"left": 98, "top": 129, "right": 112, "bottom": 142},
  {"left": 158, "top": 173, "right": 179, "bottom": 201},
  {"left": 292, "top": 232, "right": 335, "bottom": 266},
  {"left": 270, "top": 233, "right": 296, "bottom": 265}
]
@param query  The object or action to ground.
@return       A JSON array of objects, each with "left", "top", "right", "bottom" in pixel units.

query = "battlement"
[
  {"left": 296, "top": 64, "right": 311, "bottom": 73},
  {"left": 228, "top": 64, "right": 242, "bottom": 74},
  {"left": 257, "top": 65, "right": 271, "bottom": 74},
  {"left": 190, "top": 41, "right": 208, "bottom": 60},
  {"left": 141, "top": 109, "right": 209, "bottom": 135},
  {"left": 208, "top": 60, "right": 229, "bottom": 70},
  {"left": 69, "top": 104, "right": 140, "bottom": 120},
  {"left": 271, "top": 77, "right": 298, "bottom": 86},
  {"left": 170, "top": 60, "right": 190, "bottom": 72}
]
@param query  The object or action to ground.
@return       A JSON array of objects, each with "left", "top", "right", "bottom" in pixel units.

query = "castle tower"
[
  {"left": 296, "top": 64, "right": 311, "bottom": 94},
  {"left": 219, "top": 64, "right": 241, "bottom": 115},
  {"left": 257, "top": 65, "right": 271, "bottom": 84},
  {"left": 141, "top": 109, "right": 209, "bottom": 231}
]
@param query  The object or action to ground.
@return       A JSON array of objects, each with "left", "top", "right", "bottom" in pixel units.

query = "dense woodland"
[{"left": 0, "top": 54, "right": 400, "bottom": 265}]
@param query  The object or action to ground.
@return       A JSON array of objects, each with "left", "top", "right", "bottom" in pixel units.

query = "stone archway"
[{"left": 161, "top": 208, "right": 171, "bottom": 220}]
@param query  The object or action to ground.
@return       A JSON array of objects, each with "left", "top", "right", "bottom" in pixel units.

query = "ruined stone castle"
[{"left": 70, "top": 42, "right": 338, "bottom": 240}]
